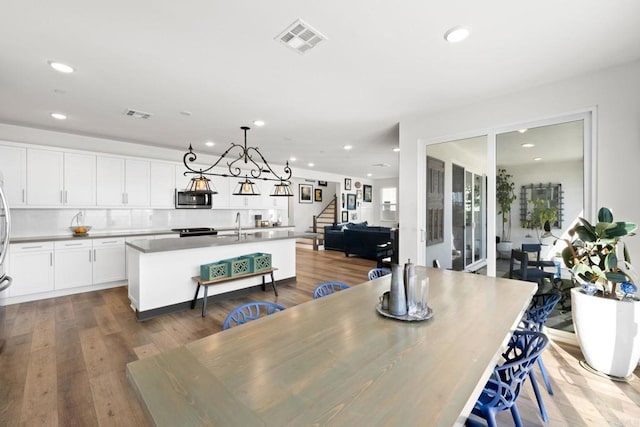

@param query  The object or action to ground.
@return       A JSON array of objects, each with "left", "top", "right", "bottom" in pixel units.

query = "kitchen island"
[{"left": 126, "top": 230, "right": 313, "bottom": 320}]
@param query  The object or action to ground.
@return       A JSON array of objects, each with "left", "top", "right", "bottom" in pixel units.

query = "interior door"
[{"left": 451, "top": 164, "right": 464, "bottom": 271}]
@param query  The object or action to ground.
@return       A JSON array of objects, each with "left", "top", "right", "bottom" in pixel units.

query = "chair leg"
[
  {"left": 537, "top": 357, "right": 554, "bottom": 395},
  {"left": 528, "top": 370, "right": 549, "bottom": 423},
  {"left": 510, "top": 403, "right": 523, "bottom": 427}
]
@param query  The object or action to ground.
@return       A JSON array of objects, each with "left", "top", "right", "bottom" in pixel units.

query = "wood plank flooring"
[{"left": 1, "top": 247, "right": 639, "bottom": 426}]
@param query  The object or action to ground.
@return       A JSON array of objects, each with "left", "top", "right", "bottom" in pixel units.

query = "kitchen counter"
[
  {"left": 126, "top": 231, "right": 315, "bottom": 253},
  {"left": 10, "top": 225, "right": 295, "bottom": 244}
]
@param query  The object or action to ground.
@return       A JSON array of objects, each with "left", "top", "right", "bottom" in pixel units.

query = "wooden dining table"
[{"left": 126, "top": 267, "right": 536, "bottom": 426}]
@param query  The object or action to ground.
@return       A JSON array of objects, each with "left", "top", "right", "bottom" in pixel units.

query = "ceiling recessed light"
[
  {"left": 253, "top": 120, "right": 265, "bottom": 127},
  {"left": 48, "top": 61, "right": 74, "bottom": 73},
  {"left": 534, "top": 157, "right": 542, "bottom": 161},
  {"left": 307, "top": 162, "right": 314, "bottom": 167},
  {"left": 180, "top": 111, "right": 192, "bottom": 117},
  {"left": 50, "top": 112, "right": 67, "bottom": 120},
  {"left": 205, "top": 141, "right": 215, "bottom": 147},
  {"left": 392, "top": 147, "right": 400, "bottom": 152},
  {"left": 444, "top": 26, "right": 471, "bottom": 43},
  {"left": 343, "top": 145, "right": 352, "bottom": 150},
  {"left": 518, "top": 129, "right": 528, "bottom": 133},
  {"left": 521, "top": 143, "right": 535, "bottom": 148},
  {"left": 289, "top": 157, "right": 296, "bottom": 162},
  {"left": 367, "top": 173, "right": 372, "bottom": 177}
]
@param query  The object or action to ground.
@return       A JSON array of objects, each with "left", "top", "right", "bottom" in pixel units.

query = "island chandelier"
[{"left": 181, "top": 126, "right": 293, "bottom": 197}]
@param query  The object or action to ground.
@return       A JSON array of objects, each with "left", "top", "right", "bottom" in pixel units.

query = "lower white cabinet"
[
  {"left": 92, "top": 238, "right": 126, "bottom": 284},
  {"left": 9, "top": 242, "right": 55, "bottom": 296},
  {"left": 54, "top": 240, "right": 93, "bottom": 289}
]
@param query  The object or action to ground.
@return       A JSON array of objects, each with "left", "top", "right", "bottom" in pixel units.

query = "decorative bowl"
[{"left": 69, "top": 225, "right": 92, "bottom": 234}]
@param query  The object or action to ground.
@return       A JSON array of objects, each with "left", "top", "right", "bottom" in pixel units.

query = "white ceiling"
[{"left": 1, "top": 1, "right": 639, "bottom": 179}]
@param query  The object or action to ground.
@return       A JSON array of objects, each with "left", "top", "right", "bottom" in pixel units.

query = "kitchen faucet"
[{"left": 235, "top": 212, "right": 241, "bottom": 239}]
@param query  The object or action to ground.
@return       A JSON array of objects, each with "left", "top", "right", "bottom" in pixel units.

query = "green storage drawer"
[
  {"left": 223, "top": 256, "right": 251, "bottom": 276},
  {"left": 200, "top": 262, "right": 229, "bottom": 280},
  {"left": 245, "top": 252, "right": 272, "bottom": 273}
]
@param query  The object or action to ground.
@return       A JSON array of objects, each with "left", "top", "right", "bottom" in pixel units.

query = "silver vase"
[{"left": 389, "top": 263, "right": 407, "bottom": 316}]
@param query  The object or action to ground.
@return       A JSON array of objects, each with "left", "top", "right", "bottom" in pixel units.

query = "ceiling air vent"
[
  {"left": 123, "top": 109, "right": 152, "bottom": 119},
  {"left": 276, "top": 19, "right": 327, "bottom": 55}
]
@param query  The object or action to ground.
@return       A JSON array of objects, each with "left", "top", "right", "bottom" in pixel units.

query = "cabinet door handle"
[
  {"left": 65, "top": 243, "right": 82, "bottom": 247},
  {"left": 22, "top": 189, "right": 25, "bottom": 203},
  {"left": 64, "top": 190, "right": 68, "bottom": 204},
  {"left": 93, "top": 249, "right": 96, "bottom": 261},
  {"left": 89, "top": 249, "right": 92, "bottom": 262},
  {"left": 22, "top": 245, "right": 43, "bottom": 249},
  {"left": 50, "top": 252, "right": 53, "bottom": 266},
  {"left": 60, "top": 190, "right": 64, "bottom": 204},
  {"left": 101, "top": 240, "right": 118, "bottom": 244}
]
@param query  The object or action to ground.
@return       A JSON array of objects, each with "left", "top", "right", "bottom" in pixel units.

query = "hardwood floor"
[{"left": 1, "top": 247, "right": 639, "bottom": 426}]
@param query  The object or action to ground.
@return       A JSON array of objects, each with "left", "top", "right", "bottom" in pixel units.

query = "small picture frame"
[
  {"left": 351, "top": 212, "right": 358, "bottom": 221},
  {"left": 341, "top": 211, "right": 349, "bottom": 222},
  {"left": 318, "top": 180, "right": 328, "bottom": 187},
  {"left": 314, "top": 188, "right": 323, "bottom": 202},
  {"left": 356, "top": 189, "right": 363, "bottom": 200},
  {"left": 363, "top": 184, "right": 372, "bottom": 202},
  {"left": 299, "top": 184, "right": 313, "bottom": 204},
  {"left": 344, "top": 178, "right": 352, "bottom": 191},
  {"left": 347, "top": 193, "right": 356, "bottom": 210},
  {"left": 341, "top": 193, "right": 345, "bottom": 208}
]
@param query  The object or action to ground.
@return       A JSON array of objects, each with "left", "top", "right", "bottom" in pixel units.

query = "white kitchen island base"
[{"left": 126, "top": 231, "right": 305, "bottom": 320}]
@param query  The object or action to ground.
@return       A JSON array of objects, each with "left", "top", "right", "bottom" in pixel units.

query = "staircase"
[{"left": 297, "top": 196, "right": 338, "bottom": 250}]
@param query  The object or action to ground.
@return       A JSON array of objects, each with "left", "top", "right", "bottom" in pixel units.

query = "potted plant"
[
  {"left": 522, "top": 199, "right": 558, "bottom": 244},
  {"left": 496, "top": 168, "right": 517, "bottom": 258},
  {"left": 561, "top": 207, "right": 639, "bottom": 379}
]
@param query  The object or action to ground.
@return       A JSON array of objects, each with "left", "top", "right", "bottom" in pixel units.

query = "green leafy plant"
[
  {"left": 561, "top": 207, "right": 637, "bottom": 297},
  {"left": 496, "top": 168, "right": 517, "bottom": 242},
  {"left": 522, "top": 199, "right": 558, "bottom": 243}
]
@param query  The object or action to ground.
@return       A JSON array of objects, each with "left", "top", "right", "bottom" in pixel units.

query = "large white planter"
[
  {"left": 496, "top": 241, "right": 513, "bottom": 259},
  {"left": 571, "top": 287, "right": 640, "bottom": 378}
]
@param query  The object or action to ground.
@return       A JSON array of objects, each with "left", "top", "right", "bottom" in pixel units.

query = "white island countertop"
[{"left": 126, "top": 230, "right": 315, "bottom": 253}]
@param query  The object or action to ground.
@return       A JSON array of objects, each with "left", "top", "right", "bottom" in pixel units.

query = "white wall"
[
  {"left": 399, "top": 59, "right": 640, "bottom": 271},
  {"left": 290, "top": 178, "right": 338, "bottom": 233}
]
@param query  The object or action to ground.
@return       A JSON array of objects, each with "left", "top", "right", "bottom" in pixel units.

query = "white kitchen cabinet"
[
  {"left": 9, "top": 242, "right": 54, "bottom": 296},
  {"left": 97, "top": 156, "right": 149, "bottom": 207},
  {"left": 27, "top": 148, "right": 64, "bottom": 206},
  {"left": 92, "top": 238, "right": 126, "bottom": 284},
  {"left": 63, "top": 152, "right": 96, "bottom": 206},
  {"left": 0, "top": 143, "right": 27, "bottom": 206},
  {"left": 150, "top": 162, "right": 176, "bottom": 208},
  {"left": 54, "top": 240, "right": 93, "bottom": 289},
  {"left": 125, "top": 159, "right": 150, "bottom": 206},
  {"left": 27, "top": 148, "right": 96, "bottom": 207}
]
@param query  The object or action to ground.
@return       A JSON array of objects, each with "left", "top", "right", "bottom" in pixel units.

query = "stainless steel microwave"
[{"left": 175, "top": 189, "right": 213, "bottom": 209}]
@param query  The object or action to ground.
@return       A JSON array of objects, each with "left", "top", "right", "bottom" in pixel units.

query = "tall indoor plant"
[
  {"left": 496, "top": 168, "right": 517, "bottom": 257},
  {"left": 562, "top": 207, "right": 639, "bottom": 379}
]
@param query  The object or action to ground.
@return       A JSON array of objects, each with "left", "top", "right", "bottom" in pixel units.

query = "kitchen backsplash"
[{"left": 10, "top": 208, "right": 288, "bottom": 237}]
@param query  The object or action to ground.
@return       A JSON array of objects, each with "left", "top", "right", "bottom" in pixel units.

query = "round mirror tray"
[{"left": 376, "top": 303, "right": 434, "bottom": 322}]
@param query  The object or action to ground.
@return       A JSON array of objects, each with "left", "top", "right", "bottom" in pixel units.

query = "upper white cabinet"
[
  {"left": 0, "top": 144, "right": 27, "bottom": 206},
  {"left": 26, "top": 149, "right": 96, "bottom": 207},
  {"left": 63, "top": 152, "right": 96, "bottom": 206},
  {"left": 97, "top": 156, "right": 149, "bottom": 207},
  {"left": 150, "top": 161, "right": 176, "bottom": 208},
  {"left": 26, "top": 148, "right": 64, "bottom": 206}
]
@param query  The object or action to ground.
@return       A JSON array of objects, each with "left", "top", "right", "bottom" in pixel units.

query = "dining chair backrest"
[
  {"left": 521, "top": 243, "right": 542, "bottom": 265},
  {"left": 471, "top": 330, "right": 549, "bottom": 426},
  {"left": 523, "top": 293, "right": 562, "bottom": 331},
  {"left": 508, "top": 249, "right": 529, "bottom": 280},
  {"left": 222, "top": 301, "right": 286, "bottom": 330},
  {"left": 313, "top": 282, "right": 350, "bottom": 299},
  {"left": 367, "top": 268, "right": 391, "bottom": 281}
]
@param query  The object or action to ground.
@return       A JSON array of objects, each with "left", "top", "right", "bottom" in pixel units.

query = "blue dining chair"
[
  {"left": 517, "top": 293, "right": 562, "bottom": 423},
  {"left": 222, "top": 301, "right": 285, "bottom": 330},
  {"left": 313, "top": 282, "right": 350, "bottom": 299},
  {"left": 367, "top": 268, "right": 391, "bottom": 280},
  {"left": 468, "top": 330, "right": 549, "bottom": 427}
]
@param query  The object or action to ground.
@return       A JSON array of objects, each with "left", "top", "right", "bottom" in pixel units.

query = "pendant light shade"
[
  {"left": 233, "top": 178, "right": 260, "bottom": 196},
  {"left": 271, "top": 181, "right": 294, "bottom": 197},
  {"left": 187, "top": 174, "right": 217, "bottom": 194}
]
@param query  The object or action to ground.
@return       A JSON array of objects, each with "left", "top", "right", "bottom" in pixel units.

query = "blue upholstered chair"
[
  {"left": 468, "top": 330, "right": 549, "bottom": 427},
  {"left": 517, "top": 293, "right": 562, "bottom": 423},
  {"left": 508, "top": 250, "right": 555, "bottom": 286},
  {"left": 313, "top": 282, "right": 350, "bottom": 299},
  {"left": 222, "top": 301, "right": 285, "bottom": 330},
  {"left": 367, "top": 268, "right": 391, "bottom": 280}
]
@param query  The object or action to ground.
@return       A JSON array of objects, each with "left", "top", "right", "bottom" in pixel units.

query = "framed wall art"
[
  {"left": 299, "top": 184, "right": 312, "bottom": 204},
  {"left": 356, "top": 189, "right": 363, "bottom": 200},
  {"left": 363, "top": 184, "right": 372, "bottom": 202},
  {"left": 318, "top": 180, "right": 328, "bottom": 187},
  {"left": 314, "top": 188, "right": 323, "bottom": 202},
  {"left": 344, "top": 178, "right": 352, "bottom": 191},
  {"left": 341, "top": 211, "right": 348, "bottom": 222},
  {"left": 347, "top": 193, "right": 356, "bottom": 210}
]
